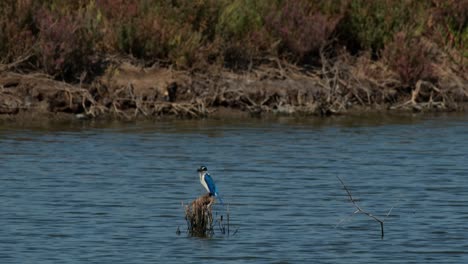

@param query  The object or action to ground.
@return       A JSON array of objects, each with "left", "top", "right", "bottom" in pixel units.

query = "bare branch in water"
[{"left": 336, "top": 176, "right": 395, "bottom": 239}]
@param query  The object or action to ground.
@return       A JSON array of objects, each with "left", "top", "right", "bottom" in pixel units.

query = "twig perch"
[{"left": 337, "top": 176, "right": 393, "bottom": 239}]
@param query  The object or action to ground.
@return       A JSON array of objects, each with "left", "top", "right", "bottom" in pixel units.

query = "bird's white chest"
[{"left": 200, "top": 173, "right": 209, "bottom": 192}]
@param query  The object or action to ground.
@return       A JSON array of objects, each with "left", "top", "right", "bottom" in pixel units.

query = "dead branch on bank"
[
  {"left": 336, "top": 176, "right": 395, "bottom": 239},
  {"left": 390, "top": 80, "right": 451, "bottom": 111}
]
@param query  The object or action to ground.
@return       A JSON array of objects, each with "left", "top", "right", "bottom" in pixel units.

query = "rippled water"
[{"left": 1, "top": 113, "right": 468, "bottom": 263}]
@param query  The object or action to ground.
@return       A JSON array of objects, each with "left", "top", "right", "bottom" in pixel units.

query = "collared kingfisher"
[{"left": 197, "top": 166, "right": 224, "bottom": 205}]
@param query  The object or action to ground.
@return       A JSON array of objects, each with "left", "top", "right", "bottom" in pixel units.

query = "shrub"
[
  {"left": 35, "top": 5, "right": 100, "bottom": 79},
  {"left": 338, "top": 0, "right": 428, "bottom": 55},
  {"left": 160, "top": 0, "right": 225, "bottom": 68},
  {"left": 215, "top": 0, "right": 272, "bottom": 69},
  {"left": 166, "top": 0, "right": 223, "bottom": 40},
  {"left": 266, "top": 0, "right": 341, "bottom": 62},
  {"left": 427, "top": 0, "right": 468, "bottom": 59},
  {"left": 167, "top": 26, "right": 204, "bottom": 68},
  {"left": 382, "top": 32, "right": 436, "bottom": 87},
  {"left": 0, "top": 0, "right": 37, "bottom": 63},
  {"left": 96, "top": 0, "right": 139, "bottom": 55},
  {"left": 95, "top": 0, "right": 215, "bottom": 68},
  {"left": 216, "top": 0, "right": 264, "bottom": 39}
]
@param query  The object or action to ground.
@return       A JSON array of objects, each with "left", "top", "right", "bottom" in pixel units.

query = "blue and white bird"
[{"left": 197, "top": 166, "right": 224, "bottom": 205}]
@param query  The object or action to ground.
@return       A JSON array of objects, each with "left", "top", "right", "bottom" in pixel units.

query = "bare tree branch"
[{"left": 337, "top": 176, "right": 392, "bottom": 239}]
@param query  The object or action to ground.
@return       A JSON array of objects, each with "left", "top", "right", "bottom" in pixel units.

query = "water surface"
[{"left": 1, "top": 113, "right": 467, "bottom": 263}]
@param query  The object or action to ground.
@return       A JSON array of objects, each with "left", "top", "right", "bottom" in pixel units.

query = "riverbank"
[{"left": 1, "top": 56, "right": 467, "bottom": 121}]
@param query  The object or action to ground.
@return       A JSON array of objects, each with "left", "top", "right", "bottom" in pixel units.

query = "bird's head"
[{"left": 197, "top": 166, "right": 208, "bottom": 173}]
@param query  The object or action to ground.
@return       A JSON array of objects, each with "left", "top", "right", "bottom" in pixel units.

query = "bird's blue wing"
[
  {"left": 204, "top": 173, "right": 218, "bottom": 195},
  {"left": 205, "top": 173, "right": 224, "bottom": 206}
]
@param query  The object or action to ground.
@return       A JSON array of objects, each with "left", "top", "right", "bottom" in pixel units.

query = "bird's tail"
[{"left": 215, "top": 193, "right": 224, "bottom": 206}]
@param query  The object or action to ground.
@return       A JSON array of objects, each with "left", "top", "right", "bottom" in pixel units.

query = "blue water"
[{"left": 1, "top": 113, "right": 467, "bottom": 263}]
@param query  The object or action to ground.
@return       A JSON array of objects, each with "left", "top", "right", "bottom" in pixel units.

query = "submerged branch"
[{"left": 337, "top": 176, "right": 394, "bottom": 239}]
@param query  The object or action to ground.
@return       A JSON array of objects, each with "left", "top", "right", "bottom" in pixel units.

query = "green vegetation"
[{"left": 1, "top": 0, "right": 466, "bottom": 75}]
